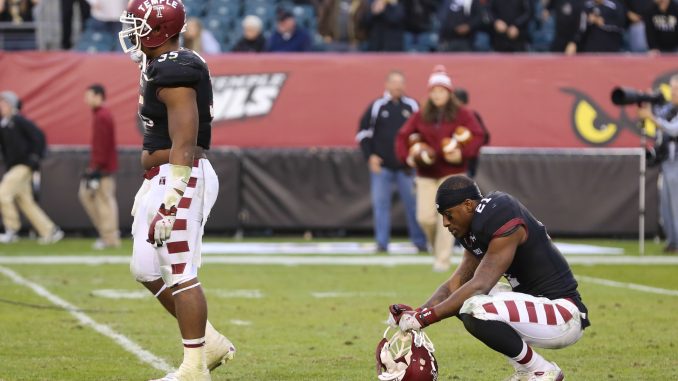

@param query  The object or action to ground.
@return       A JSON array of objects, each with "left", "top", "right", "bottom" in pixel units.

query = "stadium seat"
[
  {"left": 206, "top": 0, "right": 240, "bottom": 19},
  {"left": 183, "top": 0, "right": 207, "bottom": 17}
]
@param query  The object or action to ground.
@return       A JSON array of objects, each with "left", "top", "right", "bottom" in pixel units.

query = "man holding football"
[
  {"left": 119, "top": 1, "right": 234, "bottom": 380},
  {"left": 389, "top": 175, "right": 590, "bottom": 381}
]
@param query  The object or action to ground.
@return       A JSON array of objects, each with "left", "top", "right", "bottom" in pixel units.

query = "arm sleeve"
[
  {"left": 477, "top": 197, "right": 526, "bottom": 241},
  {"left": 149, "top": 59, "right": 202, "bottom": 88},
  {"left": 459, "top": 108, "right": 486, "bottom": 159},
  {"left": 356, "top": 104, "right": 375, "bottom": 160},
  {"left": 395, "top": 112, "right": 419, "bottom": 164}
]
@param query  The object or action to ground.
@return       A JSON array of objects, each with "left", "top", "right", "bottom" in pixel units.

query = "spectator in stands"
[
  {"left": 546, "top": 0, "right": 586, "bottom": 54},
  {"left": 356, "top": 71, "right": 428, "bottom": 254},
  {"left": 79, "top": 84, "right": 120, "bottom": 250},
  {"left": 61, "top": 0, "right": 90, "bottom": 49},
  {"left": 488, "top": 0, "right": 532, "bottom": 52},
  {"left": 349, "top": 0, "right": 370, "bottom": 49},
  {"left": 183, "top": 17, "right": 220, "bottom": 54},
  {"left": 395, "top": 66, "right": 485, "bottom": 272},
  {"left": 453, "top": 88, "right": 490, "bottom": 179},
  {"left": 625, "top": 0, "right": 654, "bottom": 52},
  {"left": 402, "top": 0, "right": 438, "bottom": 50},
  {"left": 0, "top": 91, "right": 63, "bottom": 244},
  {"left": 0, "top": 0, "right": 37, "bottom": 22},
  {"left": 644, "top": 0, "right": 678, "bottom": 54},
  {"left": 81, "top": 0, "right": 125, "bottom": 51},
  {"left": 268, "top": 9, "right": 312, "bottom": 52},
  {"left": 362, "top": 0, "right": 406, "bottom": 51},
  {"left": 233, "top": 15, "right": 266, "bottom": 53},
  {"left": 638, "top": 75, "right": 678, "bottom": 253},
  {"left": 438, "top": 0, "right": 483, "bottom": 52},
  {"left": 578, "top": 0, "right": 626, "bottom": 52}
]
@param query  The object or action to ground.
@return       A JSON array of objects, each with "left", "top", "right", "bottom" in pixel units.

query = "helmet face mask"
[
  {"left": 119, "top": 7, "right": 153, "bottom": 53},
  {"left": 376, "top": 328, "right": 438, "bottom": 381}
]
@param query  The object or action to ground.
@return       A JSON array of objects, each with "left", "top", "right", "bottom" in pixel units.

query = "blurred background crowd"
[{"left": 1, "top": 0, "right": 677, "bottom": 54}]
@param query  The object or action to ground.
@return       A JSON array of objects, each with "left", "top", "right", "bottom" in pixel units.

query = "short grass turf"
[{"left": 0, "top": 238, "right": 677, "bottom": 380}]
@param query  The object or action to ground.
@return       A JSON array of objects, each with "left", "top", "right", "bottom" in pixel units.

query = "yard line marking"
[
  {"left": 311, "top": 291, "right": 397, "bottom": 298},
  {"left": 0, "top": 266, "right": 173, "bottom": 373},
  {"left": 229, "top": 319, "right": 252, "bottom": 326},
  {"left": 91, "top": 289, "right": 151, "bottom": 299},
  {"left": 2, "top": 255, "right": 678, "bottom": 266},
  {"left": 577, "top": 275, "right": 678, "bottom": 296},
  {"left": 209, "top": 289, "right": 264, "bottom": 299}
]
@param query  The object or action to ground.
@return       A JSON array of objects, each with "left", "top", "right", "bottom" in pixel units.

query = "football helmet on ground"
[
  {"left": 119, "top": 0, "right": 186, "bottom": 53},
  {"left": 376, "top": 327, "right": 438, "bottom": 381}
]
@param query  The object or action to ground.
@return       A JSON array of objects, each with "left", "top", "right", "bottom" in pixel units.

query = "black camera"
[{"left": 611, "top": 87, "right": 665, "bottom": 106}]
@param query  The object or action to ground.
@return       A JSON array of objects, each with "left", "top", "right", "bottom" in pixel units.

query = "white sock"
[
  {"left": 182, "top": 337, "right": 207, "bottom": 370},
  {"left": 510, "top": 342, "right": 555, "bottom": 373}
]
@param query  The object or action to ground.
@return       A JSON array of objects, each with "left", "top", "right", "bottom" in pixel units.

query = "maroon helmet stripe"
[
  {"left": 525, "top": 301, "right": 538, "bottom": 323},
  {"left": 556, "top": 304, "right": 573, "bottom": 323},
  {"left": 504, "top": 300, "right": 519, "bottom": 322},
  {"left": 167, "top": 241, "right": 189, "bottom": 254},
  {"left": 482, "top": 303, "right": 497, "bottom": 314},
  {"left": 544, "top": 304, "right": 557, "bottom": 325}
]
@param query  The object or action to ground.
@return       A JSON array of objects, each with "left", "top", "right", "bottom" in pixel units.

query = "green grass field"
[{"left": 1, "top": 238, "right": 677, "bottom": 381}]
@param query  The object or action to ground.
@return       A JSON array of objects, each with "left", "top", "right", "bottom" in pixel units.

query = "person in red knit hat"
[{"left": 395, "top": 65, "right": 485, "bottom": 271}]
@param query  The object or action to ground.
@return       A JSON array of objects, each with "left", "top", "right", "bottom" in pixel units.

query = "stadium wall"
[{"left": 0, "top": 148, "right": 659, "bottom": 236}]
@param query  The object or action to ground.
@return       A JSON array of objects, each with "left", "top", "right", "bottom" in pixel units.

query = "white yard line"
[
  {"left": 577, "top": 275, "right": 678, "bottom": 296},
  {"left": 0, "top": 266, "right": 173, "bottom": 373},
  {"left": 1, "top": 255, "right": 678, "bottom": 266}
]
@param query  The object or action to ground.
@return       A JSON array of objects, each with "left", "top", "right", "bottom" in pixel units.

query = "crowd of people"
[{"left": 1, "top": 0, "right": 677, "bottom": 53}]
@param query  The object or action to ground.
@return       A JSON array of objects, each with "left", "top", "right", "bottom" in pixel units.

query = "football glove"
[
  {"left": 398, "top": 308, "right": 440, "bottom": 332},
  {"left": 147, "top": 164, "right": 191, "bottom": 246},
  {"left": 387, "top": 304, "right": 416, "bottom": 327}
]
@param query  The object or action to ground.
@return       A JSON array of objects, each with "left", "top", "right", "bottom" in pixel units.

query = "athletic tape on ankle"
[
  {"left": 172, "top": 282, "right": 201, "bottom": 296},
  {"left": 154, "top": 284, "right": 167, "bottom": 298},
  {"left": 182, "top": 337, "right": 206, "bottom": 348}
]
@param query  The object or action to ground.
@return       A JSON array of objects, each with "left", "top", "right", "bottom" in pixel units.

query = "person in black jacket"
[
  {"left": 546, "top": 0, "right": 586, "bottom": 53},
  {"left": 362, "top": 0, "right": 406, "bottom": 51},
  {"left": 578, "top": 0, "right": 627, "bottom": 52},
  {"left": 645, "top": 0, "right": 678, "bottom": 53},
  {"left": 356, "top": 71, "right": 427, "bottom": 253},
  {"left": 438, "top": 0, "right": 484, "bottom": 52},
  {"left": 489, "top": 0, "right": 532, "bottom": 52},
  {"left": 0, "top": 91, "right": 63, "bottom": 244}
]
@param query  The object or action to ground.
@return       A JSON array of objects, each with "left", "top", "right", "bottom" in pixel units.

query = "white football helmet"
[{"left": 376, "top": 327, "right": 438, "bottom": 381}]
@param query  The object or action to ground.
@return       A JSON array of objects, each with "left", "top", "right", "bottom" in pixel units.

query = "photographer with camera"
[{"left": 638, "top": 75, "right": 678, "bottom": 253}]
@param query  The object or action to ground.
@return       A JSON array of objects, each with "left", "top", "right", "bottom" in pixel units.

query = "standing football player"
[
  {"left": 389, "top": 175, "right": 590, "bottom": 381},
  {"left": 119, "top": 1, "right": 234, "bottom": 380}
]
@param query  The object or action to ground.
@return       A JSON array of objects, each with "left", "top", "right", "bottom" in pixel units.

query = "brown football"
[{"left": 408, "top": 142, "right": 436, "bottom": 167}]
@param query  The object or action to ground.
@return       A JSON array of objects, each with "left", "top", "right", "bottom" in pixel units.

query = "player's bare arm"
[
  {"left": 421, "top": 250, "right": 480, "bottom": 309},
  {"left": 431, "top": 226, "right": 525, "bottom": 320},
  {"left": 158, "top": 86, "right": 199, "bottom": 167}
]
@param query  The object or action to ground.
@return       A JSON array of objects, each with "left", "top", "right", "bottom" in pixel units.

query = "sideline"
[
  {"left": 1, "top": 255, "right": 678, "bottom": 266},
  {"left": 0, "top": 266, "right": 173, "bottom": 373},
  {"left": 577, "top": 275, "right": 678, "bottom": 296}
]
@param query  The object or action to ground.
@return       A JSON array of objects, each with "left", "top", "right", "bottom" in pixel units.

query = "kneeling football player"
[{"left": 389, "top": 175, "right": 590, "bottom": 381}]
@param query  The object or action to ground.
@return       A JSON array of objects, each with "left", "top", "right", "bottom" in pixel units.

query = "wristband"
[{"left": 163, "top": 164, "right": 191, "bottom": 208}]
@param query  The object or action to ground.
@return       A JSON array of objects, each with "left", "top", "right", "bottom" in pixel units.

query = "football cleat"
[
  {"left": 376, "top": 326, "right": 438, "bottom": 381},
  {"left": 150, "top": 364, "right": 210, "bottom": 381},
  {"left": 205, "top": 333, "right": 236, "bottom": 371},
  {"left": 503, "top": 363, "right": 564, "bottom": 381}
]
